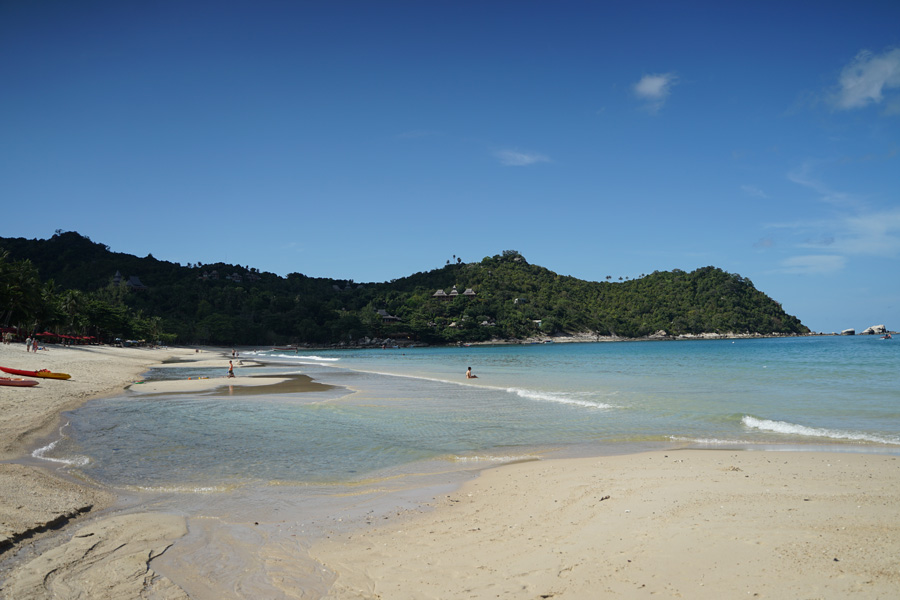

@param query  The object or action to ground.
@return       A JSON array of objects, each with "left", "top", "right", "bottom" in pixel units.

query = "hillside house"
[
  {"left": 433, "top": 285, "right": 476, "bottom": 300},
  {"left": 113, "top": 271, "right": 147, "bottom": 290},
  {"left": 376, "top": 309, "right": 401, "bottom": 324}
]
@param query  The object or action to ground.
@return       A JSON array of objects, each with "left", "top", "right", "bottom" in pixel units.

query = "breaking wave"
[
  {"left": 255, "top": 352, "right": 340, "bottom": 362},
  {"left": 742, "top": 416, "right": 900, "bottom": 445},
  {"left": 507, "top": 387, "right": 615, "bottom": 409}
]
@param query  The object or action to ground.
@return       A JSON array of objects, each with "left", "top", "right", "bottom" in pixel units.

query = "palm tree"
[{"left": 60, "top": 289, "right": 84, "bottom": 333}]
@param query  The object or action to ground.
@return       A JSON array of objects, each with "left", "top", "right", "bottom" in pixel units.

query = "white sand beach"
[
  {"left": 310, "top": 450, "right": 900, "bottom": 599},
  {"left": 1, "top": 342, "right": 898, "bottom": 599}
]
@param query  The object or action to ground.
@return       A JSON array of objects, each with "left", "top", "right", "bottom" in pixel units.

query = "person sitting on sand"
[{"left": 466, "top": 366, "right": 477, "bottom": 379}]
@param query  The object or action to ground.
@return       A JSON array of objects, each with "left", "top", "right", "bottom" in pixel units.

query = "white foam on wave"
[
  {"left": 452, "top": 454, "right": 540, "bottom": 463},
  {"left": 507, "top": 387, "right": 615, "bottom": 409},
  {"left": 130, "top": 484, "right": 232, "bottom": 494},
  {"left": 256, "top": 352, "right": 340, "bottom": 362},
  {"left": 668, "top": 436, "right": 751, "bottom": 446},
  {"left": 742, "top": 416, "right": 900, "bottom": 446},
  {"left": 32, "top": 438, "right": 91, "bottom": 467}
]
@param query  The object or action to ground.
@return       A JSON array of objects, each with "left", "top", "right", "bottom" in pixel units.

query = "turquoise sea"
[{"left": 42, "top": 336, "right": 900, "bottom": 492}]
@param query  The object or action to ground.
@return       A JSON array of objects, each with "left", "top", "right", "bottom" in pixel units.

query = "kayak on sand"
[
  {"left": 0, "top": 376, "right": 39, "bottom": 387},
  {"left": 0, "top": 366, "right": 71, "bottom": 380}
]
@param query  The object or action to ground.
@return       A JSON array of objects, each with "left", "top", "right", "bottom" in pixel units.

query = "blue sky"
[{"left": 2, "top": 1, "right": 898, "bottom": 333}]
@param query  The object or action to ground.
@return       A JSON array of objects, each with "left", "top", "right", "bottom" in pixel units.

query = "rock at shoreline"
[
  {"left": 861, "top": 324, "right": 887, "bottom": 335},
  {"left": 841, "top": 328, "right": 855, "bottom": 336}
]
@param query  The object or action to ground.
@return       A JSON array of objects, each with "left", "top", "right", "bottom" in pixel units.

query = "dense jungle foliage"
[{"left": 1, "top": 232, "right": 809, "bottom": 346}]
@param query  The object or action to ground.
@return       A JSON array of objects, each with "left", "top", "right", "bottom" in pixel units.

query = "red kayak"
[
  {"left": 0, "top": 376, "right": 39, "bottom": 387},
  {"left": 0, "top": 366, "right": 71, "bottom": 380}
]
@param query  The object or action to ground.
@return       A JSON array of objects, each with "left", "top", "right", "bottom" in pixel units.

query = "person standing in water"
[
  {"left": 466, "top": 366, "right": 477, "bottom": 379},
  {"left": 227, "top": 360, "right": 235, "bottom": 378}
]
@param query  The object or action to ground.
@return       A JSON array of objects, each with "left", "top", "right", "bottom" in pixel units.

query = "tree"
[{"left": 1, "top": 234, "right": 809, "bottom": 345}]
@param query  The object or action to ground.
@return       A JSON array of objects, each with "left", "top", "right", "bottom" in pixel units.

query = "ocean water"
[{"left": 42, "top": 336, "right": 900, "bottom": 492}]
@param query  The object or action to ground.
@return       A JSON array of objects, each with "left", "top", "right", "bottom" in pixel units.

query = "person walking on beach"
[
  {"left": 227, "top": 360, "right": 235, "bottom": 378},
  {"left": 466, "top": 366, "right": 477, "bottom": 379},
  {"left": 25, "top": 336, "right": 31, "bottom": 352}
]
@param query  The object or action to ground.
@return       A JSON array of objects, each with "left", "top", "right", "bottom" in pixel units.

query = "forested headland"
[{"left": 1, "top": 231, "right": 809, "bottom": 346}]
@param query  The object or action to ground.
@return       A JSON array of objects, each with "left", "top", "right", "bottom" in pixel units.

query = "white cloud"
[
  {"left": 777, "top": 255, "right": 847, "bottom": 275},
  {"left": 834, "top": 48, "right": 900, "bottom": 111},
  {"left": 494, "top": 150, "right": 551, "bottom": 167},
  {"left": 633, "top": 73, "right": 677, "bottom": 113}
]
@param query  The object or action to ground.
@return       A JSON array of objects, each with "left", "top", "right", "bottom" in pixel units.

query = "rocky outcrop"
[
  {"left": 861, "top": 324, "right": 887, "bottom": 335},
  {"left": 841, "top": 329, "right": 855, "bottom": 335}
]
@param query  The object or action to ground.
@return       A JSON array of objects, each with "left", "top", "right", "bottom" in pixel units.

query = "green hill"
[{"left": 1, "top": 232, "right": 808, "bottom": 345}]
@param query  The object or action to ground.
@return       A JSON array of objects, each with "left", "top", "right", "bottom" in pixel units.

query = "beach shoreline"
[
  {"left": 2, "top": 342, "right": 899, "bottom": 598},
  {"left": 0, "top": 342, "right": 238, "bottom": 598},
  {"left": 0, "top": 343, "right": 204, "bottom": 546}
]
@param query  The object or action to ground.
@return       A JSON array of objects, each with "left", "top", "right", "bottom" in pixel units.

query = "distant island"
[{"left": 1, "top": 232, "right": 809, "bottom": 346}]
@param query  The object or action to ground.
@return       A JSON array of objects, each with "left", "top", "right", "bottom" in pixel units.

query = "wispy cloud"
[
  {"left": 837, "top": 209, "right": 900, "bottom": 256},
  {"left": 790, "top": 209, "right": 900, "bottom": 256},
  {"left": 633, "top": 72, "right": 678, "bottom": 114},
  {"left": 777, "top": 255, "right": 847, "bottom": 275},
  {"left": 741, "top": 185, "right": 769, "bottom": 199},
  {"left": 769, "top": 208, "right": 900, "bottom": 273},
  {"left": 494, "top": 149, "right": 551, "bottom": 167},
  {"left": 787, "top": 161, "right": 861, "bottom": 208},
  {"left": 768, "top": 163, "right": 900, "bottom": 274},
  {"left": 833, "top": 48, "right": 900, "bottom": 111}
]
